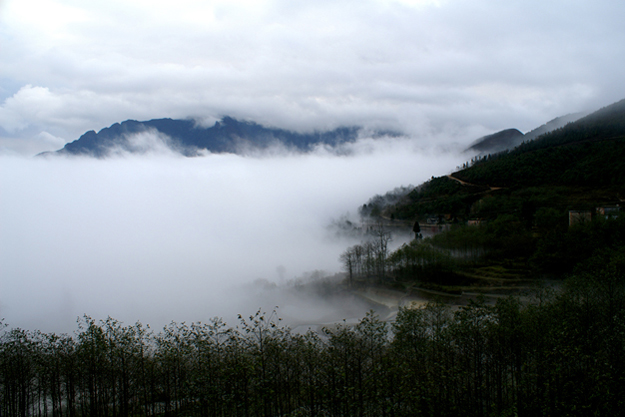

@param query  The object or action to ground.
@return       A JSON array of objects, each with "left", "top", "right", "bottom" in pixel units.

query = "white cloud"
[
  {"left": 0, "top": 85, "right": 54, "bottom": 132},
  {"left": 1, "top": 0, "right": 623, "bottom": 154},
  {"left": 0, "top": 139, "right": 464, "bottom": 333}
]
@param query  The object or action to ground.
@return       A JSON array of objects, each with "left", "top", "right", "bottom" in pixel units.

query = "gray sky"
[{"left": 2, "top": 0, "right": 625, "bottom": 155}]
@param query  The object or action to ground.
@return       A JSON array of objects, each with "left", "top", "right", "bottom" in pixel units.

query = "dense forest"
[{"left": 1, "top": 248, "right": 624, "bottom": 416}]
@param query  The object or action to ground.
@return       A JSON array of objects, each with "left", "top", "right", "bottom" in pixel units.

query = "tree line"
[
  {"left": 341, "top": 235, "right": 467, "bottom": 289},
  {"left": 340, "top": 223, "right": 392, "bottom": 286},
  {"left": 1, "top": 249, "right": 624, "bottom": 416},
  {"left": 353, "top": 194, "right": 625, "bottom": 284}
]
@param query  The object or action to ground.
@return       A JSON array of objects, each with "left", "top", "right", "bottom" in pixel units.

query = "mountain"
[
  {"left": 522, "top": 112, "right": 586, "bottom": 141},
  {"left": 43, "top": 117, "right": 362, "bottom": 157},
  {"left": 456, "top": 98, "right": 625, "bottom": 189},
  {"left": 360, "top": 98, "right": 625, "bottom": 281},
  {"left": 466, "top": 112, "right": 586, "bottom": 154},
  {"left": 465, "top": 129, "right": 524, "bottom": 154},
  {"left": 372, "top": 98, "right": 625, "bottom": 223}
]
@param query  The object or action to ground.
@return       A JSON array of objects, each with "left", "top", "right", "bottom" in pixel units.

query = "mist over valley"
[
  {"left": 3, "top": 1, "right": 625, "bottom": 413},
  {"left": 0, "top": 135, "right": 463, "bottom": 333}
]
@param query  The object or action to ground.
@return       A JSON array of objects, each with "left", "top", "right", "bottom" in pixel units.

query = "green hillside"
[
  {"left": 352, "top": 99, "right": 625, "bottom": 288},
  {"left": 387, "top": 99, "right": 625, "bottom": 224},
  {"left": 456, "top": 98, "right": 625, "bottom": 189}
]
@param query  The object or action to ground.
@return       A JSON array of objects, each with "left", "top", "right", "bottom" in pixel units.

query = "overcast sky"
[{"left": 1, "top": 0, "right": 625, "bottom": 155}]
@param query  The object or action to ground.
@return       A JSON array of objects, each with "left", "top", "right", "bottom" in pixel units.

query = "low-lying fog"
[{"left": 0, "top": 136, "right": 464, "bottom": 334}]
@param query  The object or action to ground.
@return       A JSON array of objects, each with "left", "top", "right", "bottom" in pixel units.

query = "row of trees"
[
  {"left": 344, "top": 211, "right": 625, "bottom": 287},
  {"left": 340, "top": 224, "right": 392, "bottom": 285},
  {"left": 1, "top": 252, "right": 624, "bottom": 416},
  {"left": 339, "top": 215, "right": 529, "bottom": 287}
]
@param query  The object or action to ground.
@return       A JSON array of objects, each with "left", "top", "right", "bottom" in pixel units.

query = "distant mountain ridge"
[
  {"left": 466, "top": 112, "right": 586, "bottom": 154},
  {"left": 43, "top": 117, "right": 362, "bottom": 157},
  {"left": 465, "top": 129, "right": 524, "bottom": 154},
  {"left": 46, "top": 107, "right": 592, "bottom": 158},
  {"left": 523, "top": 112, "right": 586, "bottom": 142}
]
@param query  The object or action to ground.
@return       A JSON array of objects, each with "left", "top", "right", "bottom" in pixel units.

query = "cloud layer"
[
  {"left": 0, "top": 137, "right": 463, "bottom": 333},
  {"left": 2, "top": 0, "right": 625, "bottom": 154}
]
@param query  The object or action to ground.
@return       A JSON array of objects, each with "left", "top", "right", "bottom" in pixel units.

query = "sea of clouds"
[{"left": 0, "top": 135, "right": 465, "bottom": 333}]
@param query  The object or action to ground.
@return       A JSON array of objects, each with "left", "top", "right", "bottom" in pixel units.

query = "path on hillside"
[{"left": 446, "top": 174, "right": 503, "bottom": 191}]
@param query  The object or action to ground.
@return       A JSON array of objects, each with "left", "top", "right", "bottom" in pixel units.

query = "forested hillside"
[
  {"left": 384, "top": 98, "right": 625, "bottom": 222},
  {"left": 352, "top": 99, "right": 625, "bottom": 288},
  {"left": 455, "top": 98, "right": 625, "bottom": 188}
]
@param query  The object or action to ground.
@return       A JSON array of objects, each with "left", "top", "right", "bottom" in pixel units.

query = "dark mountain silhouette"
[
  {"left": 466, "top": 129, "right": 524, "bottom": 154},
  {"left": 456, "top": 97, "right": 625, "bottom": 189},
  {"left": 43, "top": 117, "right": 362, "bottom": 157},
  {"left": 373, "top": 97, "right": 625, "bottom": 222},
  {"left": 466, "top": 112, "right": 586, "bottom": 155}
]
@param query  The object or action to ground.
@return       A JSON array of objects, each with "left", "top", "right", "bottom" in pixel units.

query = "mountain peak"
[
  {"left": 48, "top": 117, "right": 362, "bottom": 158},
  {"left": 466, "top": 128, "right": 524, "bottom": 154}
]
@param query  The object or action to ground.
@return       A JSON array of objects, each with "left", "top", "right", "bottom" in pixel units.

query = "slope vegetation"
[
  {"left": 356, "top": 99, "right": 625, "bottom": 287},
  {"left": 386, "top": 98, "right": 625, "bottom": 223}
]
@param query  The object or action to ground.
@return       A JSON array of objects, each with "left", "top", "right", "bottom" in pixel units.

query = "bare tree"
[
  {"left": 340, "top": 248, "right": 356, "bottom": 287},
  {"left": 372, "top": 222, "right": 392, "bottom": 281}
]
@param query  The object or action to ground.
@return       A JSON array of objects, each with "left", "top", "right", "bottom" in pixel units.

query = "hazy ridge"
[{"left": 41, "top": 117, "right": 365, "bottom": 158}]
